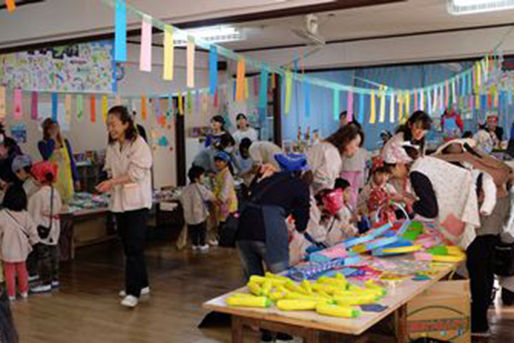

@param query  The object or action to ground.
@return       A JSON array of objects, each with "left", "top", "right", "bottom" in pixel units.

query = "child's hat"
[
  {"left": 31, "top": 161, "right": 58, "bottom": 183},
  {"left": 214, "top": 150, "right": 231, "bottom": 163},
  {"left": 11, "top": 154, "right": 32, "bottom": 173},
  {"left": 274, "top": 153, "right": 310, "bottom": 172}
]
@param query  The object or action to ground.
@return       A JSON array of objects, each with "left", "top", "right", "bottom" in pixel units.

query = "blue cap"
[
  {"left": 11, "top": 154, "right": 33, "bottom": 173},
  {"left": 214, "top": 150, "right": 231, "bottom": 163},
  {"left": 274, "top": 153, "right": 310, "bottom": 172}
]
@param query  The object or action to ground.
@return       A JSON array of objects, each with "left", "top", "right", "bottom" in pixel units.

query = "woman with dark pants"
[{"left": 96, "top": 106, "right": 153, "bottom": 308}]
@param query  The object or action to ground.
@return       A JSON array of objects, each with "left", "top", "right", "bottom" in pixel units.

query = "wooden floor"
[{"left": 9, "top": 239, "right": 514, "bottom": 343}]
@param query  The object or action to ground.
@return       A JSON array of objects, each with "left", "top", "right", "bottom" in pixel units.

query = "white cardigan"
[{"left": 104, "top": 136, "right": 153, "bottom": 213}]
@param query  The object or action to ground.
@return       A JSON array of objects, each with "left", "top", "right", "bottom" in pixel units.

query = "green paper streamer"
[
  {"left": 76, "top": 95, "right": 84, "bottom": 122},
  {"left": 333, "top": 89, "right": 339, "bottom": 121},
  {"left": 284, "top": 71, "right": 292, "bottom": 114}
]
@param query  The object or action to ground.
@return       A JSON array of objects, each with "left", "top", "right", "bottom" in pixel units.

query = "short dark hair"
[
  {"left": 188, "top": 166, "right": 205, "bottom": 183},
  {"left": 240, "top": 138, "right": 252, "bottom": 152},
  {"left": 462, "top": 131, "right": 473, "bottom": 139},
  {"left": 339, "top": 111, "right": 347, "bottom": 119},
  {"left": 211, "top": 115, "right": 225, "bottom": 127},
  {"left": 215, "top": 133, "right": 235, "bottom": 150},
  {"left": 334, "top": 178, "right": 350, "bottom": 190},
  {"left": 107, "top": 106, "right": 139, "bottom": 144},
  {"left": 2, "top": 184, "right": 27, "bottom": 211},
  {"left": 325, "top": 123, "right": 364, "bottom": 153}
]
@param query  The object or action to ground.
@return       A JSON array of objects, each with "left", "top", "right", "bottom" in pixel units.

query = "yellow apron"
[{"left": 50, "top": 144, "right": 74, "bottom": 202}]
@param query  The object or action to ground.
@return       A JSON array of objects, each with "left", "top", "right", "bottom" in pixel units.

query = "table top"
[{"left": 203, "top": 258, "right": 458, "bottom": 336}]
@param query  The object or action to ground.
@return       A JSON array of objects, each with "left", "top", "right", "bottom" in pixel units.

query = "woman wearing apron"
[{"left": 38, "top": 119, "right": 79, "bottom": 202}]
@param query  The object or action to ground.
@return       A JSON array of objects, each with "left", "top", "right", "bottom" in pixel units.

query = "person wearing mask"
[
  {"left": 232, "top": 113, "right": 258, "bottom": 145},
  {"left": 38, "top": 119, "right": 79, "bottom": 202},
  {"left": 96, "top": 106, "right": 153, "bottom": 308}
]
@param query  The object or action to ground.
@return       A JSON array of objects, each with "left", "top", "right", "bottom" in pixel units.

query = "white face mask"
[{"left": 225, "top": 146, "right": 234, "bottom": 153}]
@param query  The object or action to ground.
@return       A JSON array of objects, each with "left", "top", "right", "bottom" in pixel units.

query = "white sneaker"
[
  {"left": 20, "top": 292, "right": 28, "bottom": 299},
  {"left": 208, "top": 239, "right": 219, "bottom": 246},
  {"left": 121, "top": 295, "right": 138, "bottom": 308},
  {"left": 119, "top": 286, "right": 150, "bottom": 298},
  {"left": 8, "top": 296, "right": 15, "bottom": 301},
  {"left": 51, "top": 281, "right": 60, "bottom": 288},
  {"left": 199, "top": 244, "right": 210, "bottom": 252},
  {"left": 28, "top": 275, "right": 39, "bottom": 282},
  {"left": 192, "top": 245, "right": 199, "bottom": 251},
  {"left": 30, "top": 284, "right": 52, "bottom": 294}
]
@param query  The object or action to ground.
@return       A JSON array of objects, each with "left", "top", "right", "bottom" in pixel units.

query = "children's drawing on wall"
[{"left": 10, "top": 123, "right": 27, "bottom": 144}]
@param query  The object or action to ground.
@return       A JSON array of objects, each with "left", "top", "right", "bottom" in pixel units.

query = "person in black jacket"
[
  {"left": 236, "top": 154, "right": 310, "bottom": 281},
  {"left": 0, "top": 124, "right": 22, "bottom": 190}
]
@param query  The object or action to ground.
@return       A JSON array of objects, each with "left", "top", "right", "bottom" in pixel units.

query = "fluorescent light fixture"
[
  {"left": 448, "top": 0, "right": 514, "bottom": 15},
  {"left": 173, "top": 26, "right": 244, "bottom": 46}
]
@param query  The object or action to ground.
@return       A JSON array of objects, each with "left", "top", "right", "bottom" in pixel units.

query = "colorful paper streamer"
[
  {"left": 347, "top": 91, "right": 354, "bottom": 123},
  {"left": 51, "top": 93, "right": 58, "bottom": 122},
  {"left": 64, "top": 94, "right": 72, "bottom": 125},
  {"left": 139, "top": 15, "right": 152, "bottom": 72},
  {"left": 101, "top": 95, "right": 108, "bottom": 123},
  {"left": 13, "top": 89, "right": 22, "bottom": 119},
  {"left": 0, "top": 86, "right": 5, "bottom": 119},
  {"left": 236, "top": 58, "right": 246, "bottom": 101},
  {"left": 163, "top": 25, "right": 174, "bottom": 81},
  {"left": 358, "top": 93, "right": 364, "bottom": 123},
  {"left": 209, "top": 45, "right": 218, "bottom": 95},
  {"left": 333, "top": 89, "right": 340, "bottom": 121},
  {"left": 284, "top": 71, "right": 293, "bottom": 114},
  {"left": 114, "top": 0, "right": 127, "bottom": 62},
  {"left": 31, "top": 91, "right": 38, "bottom": 120},
  {"left": 178, "top": 91, "right": 183, "bottom": 115},
  {"left": 389, "top": 93, "right": 395, "bottom": 123},
  {"left": 76, "top": 95, "right": 84, "bottom": 122},
  {"left": 187, "top": 36, "right": 195, "bottom": 88},
  {"left": 369, "top": 91, "right": 376, "bottom": 124},
  {"left": 258, "top": 67, "right": 269, "bottom": 109},
  {"left": 5, "top": 0, "right": 15, "bottom": 12},
  {"left": 379, "top": 92, "right": 385, "bottom": 123},
  {"left": 141, "top": 95, "right": 147, "bottom": 121},
  {"left": 90, "top": 96, "right": 96, "bottom": 123}
]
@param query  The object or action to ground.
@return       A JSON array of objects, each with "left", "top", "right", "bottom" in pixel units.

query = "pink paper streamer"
[
  {"left": 139, "top": 16, "right": 152, "bottom": 72},
  {"left": 346, "top": 91, "right": 354, "bottom": 122},
  {"left": 31, "top": 91, "right": 38, "bottom": 120},
  {"left": 13, "top": 89, "right": 22, "bottom": 119}
]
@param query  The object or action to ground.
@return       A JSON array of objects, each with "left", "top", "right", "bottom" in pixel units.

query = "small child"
[
  {"left": 0, "top": 184, "right": 39, "bottom": 300},
  {"left": 358, "top": 157, "right": 404, "bottom": 224},
  {"left": 28, "top": 161, "right": 62, "bottom": 294},
  {"left": 11, "top": 154, "right": 38, "bottom": 199},
  {"left": 213, "top": 151, "right": 238, "bottom": 245},
  {"left": 179, "top": 166, "right": 215, "bottom": 252}
]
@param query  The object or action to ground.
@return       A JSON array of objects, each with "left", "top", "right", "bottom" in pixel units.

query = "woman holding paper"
[{"left": 38, "top": 118, "right": 79, "bottom": 202}]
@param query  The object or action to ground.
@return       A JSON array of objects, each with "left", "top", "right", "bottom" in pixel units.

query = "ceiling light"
[
  {"left": 173, "top": 26, "right": 244, "bottom": 46},
  {"left": 448, "top": 0, "right": 514, "bottom": 15}
]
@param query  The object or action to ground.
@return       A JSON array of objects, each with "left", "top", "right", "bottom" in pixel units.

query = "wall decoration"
[{"left": 10, "top": 123, "right": 27, "bottom": 143}]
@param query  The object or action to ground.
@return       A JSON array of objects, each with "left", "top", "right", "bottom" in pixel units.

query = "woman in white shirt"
[
  {"left": 232, "top": 113, "right": 258, "bottom": 145},
  {"left": 96, "top": 106, "right": 153, "bottom": 308}
]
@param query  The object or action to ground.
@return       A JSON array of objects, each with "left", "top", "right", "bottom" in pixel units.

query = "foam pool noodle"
[
  {"left": 301, "top": 280, "right": 313, "bottom": 294},
  {"left": 226, "top": 295, "right": 272, "bottom": 308},
  {"left": 269, "top": 291, "right": 286, "bottom": 301},
  {"left": 333, "top": 294, "right": 378, "bottom": 305},
  {"left": 316, "top": 303, "right": 362, "bottom": 318},
  {"left": 277, "top": 299, "right": 319, "bottom": 311},
  {"left": 249, "top": 275, "right": 267, "bottom": 284},
  {"left": 247, "top": 281, "right": 263, "bottom": 296},
  {"left": 261, "top": 280, "right": 273, "bottom": 296}
]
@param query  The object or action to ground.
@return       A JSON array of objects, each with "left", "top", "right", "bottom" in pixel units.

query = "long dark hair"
[
  {"left": 396, "top": 110, "right": 432, "bottom": 151},
  {"left": 41, "top": 118, "right": 63, "bottom": 145},
  {"left": 325, "top": 123, "right": 364, "bottom": 154},
  {"left": 107, "top": 106, "right": 139, "bottom": 144}
]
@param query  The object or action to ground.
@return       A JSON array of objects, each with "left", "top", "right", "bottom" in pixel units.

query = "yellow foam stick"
[
  {"left": 261, "top": 280, "right": 272, "bottom": 296},
  {"left": 249, "top": 275, "right": 267, "bottom": 284},
  {"left": 231, "top": 293, "right": 255, "bottom": 298},
  {"left": 226, "top": 296, "right": 272, "bottom": 308},
  {"left": 301, "top": 280, "right": 313, "bottom": 294},
  {"left": 285, "top": 292, "right": 330, "bottom": 303},
  {"left": 265, "top": 272, "right": 290, "bottom": 282},
  {"left": 382, "top": 245, "right": 422, "bottom": 254},
  {"left": 247, "top": 282, "right": 263, "bottom": 296},
  {"left": 276, "top": 285, "right": 289, "bottom": 295},
  {"left": 312, "top": 283, "right": 339, "bottom": 295},
  {"left": 316, "top": 304, "right": 361, "bottom": 318},
  {"left": 277, "top": 299, "right": 318, "bottom": 311},
  {"left": 269, "top": 291, "right": 286, "bottom": 302},
  {"left": 334, "top": 294, "right": 377, "bottom": 306},
  {"left": 318, "top": 277, "right": 347, "bottom": 288},
  {"left": 316, "top": 290, "right": 332, "bottom": 299},
  {"left": 285, "top": 281, "right": 306, "bottom": 294},
  {"left": 340, "top": 288, "right": 383, "bottom": 298},
  {"left": 364, "top": 281, "right": 387, "bottom": 296},
  {"left": 431, "top": 254, "right": 465, "bottom": 263},
  {"left": 335, "top": 273, "right": 346, "bottom": 281}
]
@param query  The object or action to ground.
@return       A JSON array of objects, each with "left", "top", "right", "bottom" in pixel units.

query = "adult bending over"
[{"left": 96, "top": 106, "right": 153, "bottom": 308}]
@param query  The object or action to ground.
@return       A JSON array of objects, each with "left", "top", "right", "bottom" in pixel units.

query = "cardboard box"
[{"left": 407, "top": 280, "right": 470, "bottom": 343}]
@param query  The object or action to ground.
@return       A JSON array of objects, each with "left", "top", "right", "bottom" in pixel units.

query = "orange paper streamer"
[
  {"left": 5, "top": 0, "right": 15, "bottom": 12},
  {"left": 236, "top": 58, "right": 246, "bottom": 101},
  {"left": 90, "top": 96, "right": 96, "bottom": 123},
  {"left": 141, "top": 96, "right": 147, "bottom": 121}
]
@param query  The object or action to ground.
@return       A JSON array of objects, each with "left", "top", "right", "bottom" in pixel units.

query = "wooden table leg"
[
  {"left": 305, "top": 329, "right": 320, "bottom": 343},
  {"left": 394, "top": 304, "right": 408, "bottom": 343},
  {"left": 231, "top": 315, "right": 244, "bottom": 343}
]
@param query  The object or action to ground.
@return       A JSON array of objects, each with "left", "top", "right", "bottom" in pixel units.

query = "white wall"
[{"left": 244, "top": 26, "right": 514, "bottom": 69}]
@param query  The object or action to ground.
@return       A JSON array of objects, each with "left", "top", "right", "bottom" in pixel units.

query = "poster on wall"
[
  {"left": 0, "top": 41, "right": 115, "bottom": 93},
  {"left": 10, "top": 123, "right": 27, "bottom": 144}
]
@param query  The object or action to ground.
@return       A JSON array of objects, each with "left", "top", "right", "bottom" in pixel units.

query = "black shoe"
[
  {"left": 261, "top": 330, "right": 273, "bottom": 342},
  {"left": 502, "top": 288, "right": 514, "bottom": 305},
  {"left": 276, "top": 333, "right": 293, "bottom": 342}
]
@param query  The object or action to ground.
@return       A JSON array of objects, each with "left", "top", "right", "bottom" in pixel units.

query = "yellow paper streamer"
[
  {"left": 64, "top": 94, "right": 72, "bottom": 125},
  {"left": 0, "top": 86, "right": 5, "bottom": 119},
  {"left": 101, "top": 95, "right": 108, "bottom": 123},
  {"left": 178, "top": 90, "right": 184, "bottom": 115},
  {"left": 398, "top": 93, "right": 404, "bottom": 122},
  {"left": 475, "top": 95, "right": 480, "bottom": 109},
  {"left": 141, "top": 96, "right": 147, "bottom": 121},
  {"left": 236, "top": 58, "right": 246, "bottom": 101},
  {"left": 369, "top": 91, "right": 376, "bottom": 124},
  {"left": 186, "top": 36, "right": 195, "bottom": 88},
  {"left": 284, "top": 71, "right": 293, "bottom": 114},
  {"left": 405, "top": 92, "right": 410, "bottom": 120},
  {"left": 163, "top": 25, "right": 174, "bottom": 81},
  {"left": 476, "top": 63, "right": 481, "bottom": 93},
  {"left": 389, "top": 93, "right": 395, "bottom": 123},
  {"left": 379, "top": 92, "right": 385, "bottom": 123}
]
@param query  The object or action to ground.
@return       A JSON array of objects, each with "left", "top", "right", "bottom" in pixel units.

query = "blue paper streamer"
[
  {"left": 209, "top": 45, "right": 218, "bottom": 95},
  {"left": 358, "top": 93, "right": 365, "bottom": 123},
  {"left": 51, "top": 93, "right": 58, "bottom": 122},
  {"left": 114, "top": 0, "right": 127, "bottom": 62},
  {"left": 304, "top": 76, "right": 310, "bottom": 118},
  {"left": 258, "top": 67, "right": 269, "bottom": 109}
]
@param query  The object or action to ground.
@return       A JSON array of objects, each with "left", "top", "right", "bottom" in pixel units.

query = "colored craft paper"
[
  {"left": 488, "top": 93, "right": 492, "bottom": 108},
  {"left": 258, "top": 68, "right": 269, "bottom": 109},
  {"left": 187, "top": 90, "right": 192, "bottom": 113},
  {"left": 379, "top": 92, "right": 385, "bottom": 123},
  {"left": 236, "top": 58, "right": 246, "bottom": 101},
  {"left": 5, "top": 0, "right": 15, "bottom": 12},
  {"left": 419, "top": 90, "right": 424, "bottom": 111},
  {"left": 369, "top": 91, "right": 376, "bottom": 124},
  {"left": 0, "top": 86, "right": 5, "bottom": 119},
  {"left": 405, "top": 92, "right": 410, "bottom": 118},
  {"left": 186, "top": 37, "right": 195, "bottom": 88},
  {"left": 31, "top": 91, "right": 38, "bottom": 120},
  {"left": 141, "top": 96, "right": 147, "bottom": 121},
  {"left": 163, "top": 25, "right": 174, "bottom": 80},
  {"left": 476, "top": 63, "right": 482, "bottom": 92},
  {"left": 90, "top": 96, "right": 96, "bottom": 123},
  {"left": 114, "top": 0, "right": 127, "bottom": 62},
  {"left": 209, "top": 45, "right": 217, "bottom": 95},
  {"left": 451, "top": 79, "right": 456, "bottom": 103},
  {"left": 426, "top": 91, "right": 431, "bottom": 115},
  {"left": 439, "top": 86, "right": 444, "bottom": 112},
  {"left": 284, "top": 71, "right": 293, "bottom": 114},
  {"left": 13, "top": 89, "right": 22, "bottom": 119},
  {"left": 469, "top": 96, "right": 474, "bottom": 113},
  {"left": 101, "top": 95, "right": 108, "bottom": 122},
  {"left": 244, "top": 77, "right": 249, "bottom": 99},
  {"left": 494, "top": 93, "right": 499, "bottom": 109},
  {"left": 444, "top": 80, "right": 449, "bottom": 106},
  {"left": 481, "top": 58, "right": 487, "bottom": 81},
  {"left": 139, "top": 15, "right": 152, "bottom": 72},
  {"left": 414, "top": 91, "right": 418, "bottom": 110},
  {"left": 64, "top": 94, "right": 72, "bottom": 125},
  {"left": 468, "top": 72, "right": 472, "bottom": 95},
  {"left": 461, "top": 74, "right": 466, "bottom": 96},
  {"left": 475, "top": 95, "right": 480, "bottom": 109},
  {"left": 76, "top": 95, "right": 83, "bottom": 122},
  {"left": 347, "top": 91, "right": 354, "bottom": 122},
  {"left": 398, "top": 93, "right": 404, "bottom": 122},
  {"left": 333, "top": 89, "right": 340, "bottom": 121},
  {"left": 481, "top": 94, "right": 487, "bottom": 111},
  {"left": 358, "top": 93, "right": 365, "bottom": 123},
  {"left": 51, "top": 93, "right": 58, "bottom": 122},
  {"left": 389, "top": 93, "right": 395, "bottom": 123},
  {"left": 304, "top": 77, "right": 310, "bottom": 118},
  {"left": 178, "top": 91, "right": 183, "bottom": 115}
]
